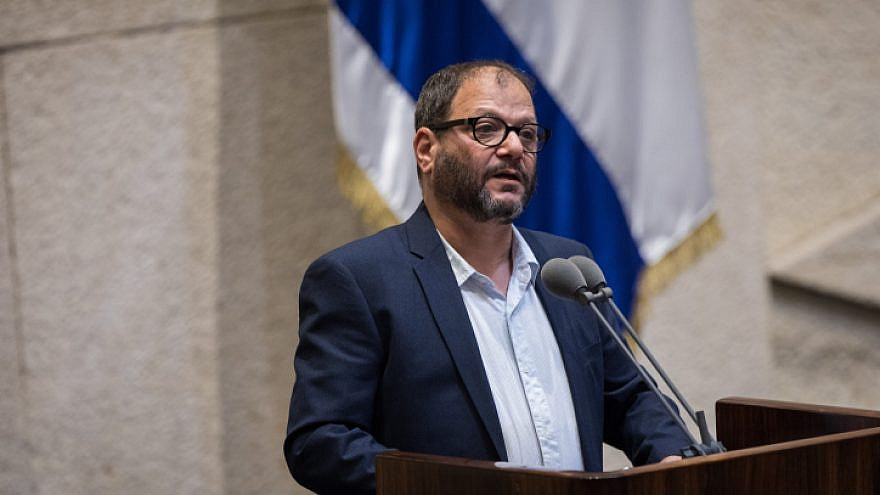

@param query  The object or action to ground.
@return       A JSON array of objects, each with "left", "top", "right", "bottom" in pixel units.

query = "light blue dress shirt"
[{"left": 438, "top": 227, "right": 584, "bottom": 470}]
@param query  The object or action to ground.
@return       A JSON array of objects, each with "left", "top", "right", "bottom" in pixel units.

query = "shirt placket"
[{"left": 506, "top": 267, "right": 560, "bottom": 468}]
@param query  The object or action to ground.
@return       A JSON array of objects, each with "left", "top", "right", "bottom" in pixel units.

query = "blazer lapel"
[{"left": 405, "top": 205, "right": 506, "bottom": 460}]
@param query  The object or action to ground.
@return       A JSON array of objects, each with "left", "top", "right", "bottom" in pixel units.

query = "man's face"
[{"left": 429, "top": 69, "right": 538, "bottom": 224}]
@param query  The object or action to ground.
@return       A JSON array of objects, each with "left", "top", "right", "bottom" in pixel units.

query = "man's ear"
[{"left": 413, "top": 127, "right": 438, "bottom": 176}]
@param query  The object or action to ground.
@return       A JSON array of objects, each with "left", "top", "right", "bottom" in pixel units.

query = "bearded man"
[{"left": 284, "top": 60, "right": 688, "bottom": 495}]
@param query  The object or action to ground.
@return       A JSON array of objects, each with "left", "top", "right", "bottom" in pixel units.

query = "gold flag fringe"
[
  {"left": 632, "top": 213, "right": 723, "bottom": 329},
  {"left": 336, "top": 146, "right": 401, "bottom": 231}
]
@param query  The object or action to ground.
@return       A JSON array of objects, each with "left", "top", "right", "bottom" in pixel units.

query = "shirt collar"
[{"left": 437, "top": 226, "right": 539, "bottom": 288}]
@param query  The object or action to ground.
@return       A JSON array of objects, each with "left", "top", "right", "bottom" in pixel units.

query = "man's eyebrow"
[{"left": 472, "top": 110, "right": 537, "bottom": 123}]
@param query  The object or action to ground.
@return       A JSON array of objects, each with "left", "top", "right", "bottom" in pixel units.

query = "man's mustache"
[{"left": 482, "top": 162, "right": 528, "bottom": 184}]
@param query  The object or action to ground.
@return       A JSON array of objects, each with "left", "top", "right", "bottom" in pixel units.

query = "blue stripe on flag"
[{"left": 335, "top": 0, "right": 645, "bottom": 316}]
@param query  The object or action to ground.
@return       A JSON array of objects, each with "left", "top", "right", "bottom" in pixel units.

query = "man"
[{"left": 285, "top": 60, "right": 688, "bottom": 494}]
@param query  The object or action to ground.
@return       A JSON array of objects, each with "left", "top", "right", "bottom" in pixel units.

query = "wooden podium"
[{"left": 376, "top": 397, "right": 880, "bottom": 494}]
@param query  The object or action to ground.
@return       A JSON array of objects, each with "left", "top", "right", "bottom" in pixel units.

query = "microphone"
[
  {"left": 540, "top": 256, "right": 726, "bottom": 458},
  {"left": 539, "top": 258, "right": 590, "bottom": 298},
  {"left": 539, "top": 258, "right": 613, "bottom": 305},
  {"left": 567, "top": 255, "right": 605, "bottom": 289}
]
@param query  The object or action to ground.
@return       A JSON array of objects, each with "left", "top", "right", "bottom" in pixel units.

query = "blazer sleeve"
[{"left": 284, "top": 255, "right": 391, "bottom": 495}]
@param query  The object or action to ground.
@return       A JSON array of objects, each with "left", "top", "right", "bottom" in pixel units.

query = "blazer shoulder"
[{"left": 308, "top": 223, "right": 411, "bottom": 275}]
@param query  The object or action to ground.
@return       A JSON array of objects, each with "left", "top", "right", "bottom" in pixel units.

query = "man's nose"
[{"left": 495, "top": 129, "right": 525, "bottom": 158}]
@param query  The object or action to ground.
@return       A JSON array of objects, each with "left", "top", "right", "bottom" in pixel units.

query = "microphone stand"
[{"left": 577, "top": 286, "right": 726, "bottom": 458}]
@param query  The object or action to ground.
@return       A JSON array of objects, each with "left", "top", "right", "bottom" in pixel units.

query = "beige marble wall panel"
[
  {"left": 0, "top": 0, "right": 316, "bottom": 48},
  {"left": 736, "top": 0, "right": 880, "bottom": 411},
  {"left": 218, "top": 0, "right": 327, "bottom": 18},
  {"left": 771, "top": 285, "right": 880, "bottom": 410},
  {"left": 0, "top": 61, "right": 35, "bottom": 495},
  {"left": 754, "top": 0, "right": 880, "bottom": 259},
  {"left": 771, "top": 202, "right": 880, "bottom": 309},
  {"left": 0, "top": 1, "right": 213, "bottom": 47},
  {"left": 4, "top": 28, "right": 224, "bottom": 494},
  {"left": 214, "top": 9, "right": 364, "bottom": 495}
]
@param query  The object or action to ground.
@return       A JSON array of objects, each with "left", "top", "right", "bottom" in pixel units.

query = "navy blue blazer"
[{"left": 285, "top": 204, "right": 689, "bottom": 494}]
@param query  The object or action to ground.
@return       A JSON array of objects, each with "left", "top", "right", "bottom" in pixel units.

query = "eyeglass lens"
[{"left": 472, "top": 117, "right": 546, "bottom": 152}]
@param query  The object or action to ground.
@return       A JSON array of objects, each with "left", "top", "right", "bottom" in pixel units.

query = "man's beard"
[{"left": 432, "top": 147, "right": 536, "bottom": 224}]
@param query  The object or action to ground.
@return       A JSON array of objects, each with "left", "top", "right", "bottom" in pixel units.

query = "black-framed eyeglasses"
[{"left": 428, "top": 116, "right": 551, "bottom": 153}]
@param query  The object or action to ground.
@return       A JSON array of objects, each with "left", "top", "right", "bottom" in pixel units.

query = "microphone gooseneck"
[{"left": 539, "top": 256, "right": 726, "bottom": 458}]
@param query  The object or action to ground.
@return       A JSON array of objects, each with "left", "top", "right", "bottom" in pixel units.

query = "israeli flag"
[{"left": 329, "top": 0, "right": 719, "bottom": 318}]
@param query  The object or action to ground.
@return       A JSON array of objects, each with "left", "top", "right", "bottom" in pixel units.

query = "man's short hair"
[{"left": 414, "top": 60, "right": 535, "bottom": 131}]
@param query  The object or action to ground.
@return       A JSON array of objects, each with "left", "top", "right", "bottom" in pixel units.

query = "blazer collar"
[{"left": 402, "top": 203, "right": 444, "bottom": 259}]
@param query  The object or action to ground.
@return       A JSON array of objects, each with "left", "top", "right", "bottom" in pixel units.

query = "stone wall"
[{"left": 0, "top": 1, "right": 363, "bottom": 493}]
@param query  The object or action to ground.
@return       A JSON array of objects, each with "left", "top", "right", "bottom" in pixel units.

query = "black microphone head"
[
  {"left": 568, "top": 255, "right": 607, "bottom": 290},
  {"left": 540, "top": 258, "right": 587, "bottom": 300}
]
